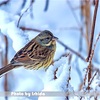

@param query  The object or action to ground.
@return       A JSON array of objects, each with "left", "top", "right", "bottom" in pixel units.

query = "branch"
[
  {"left": 17, "top": 0, "right": 34, "bottom": 27},
  {"left": 57, "top": 39, "right": 86, "bottom": 61},
  {"left": 0, "top": 0, "right": 10, "bottom": 6},
  {"left": 86, "top": 0, "right": 99, "bottom": 62},
  {"left": 88, "top": 69, "right": 99, "bottom": 87},
  {"left": 89, "top": 33, "right": 100, "bottom": 62},
  {"left": 54, "top": 68, "right": 58, "bottom": 80},
  {"left": 44, "top": 0, "right": 49, "bottom": 11},
  {"left": 4, "top": 35, "right": 8, "bottom": 100},
  {"left": 67, "top": 0, "right": 81, "bottom": 27},
  {"left": 20, "top": 26, "right": 42, "bottom": 32}
]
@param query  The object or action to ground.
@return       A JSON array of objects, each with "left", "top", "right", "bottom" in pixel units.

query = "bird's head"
[{"left": 35, "top": 30, "right": 58, "bottom": 46}]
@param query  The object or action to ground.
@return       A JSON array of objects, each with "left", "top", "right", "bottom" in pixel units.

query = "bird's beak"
[{"left": 53, "top": 36, "right": 58, "bottom": 40}]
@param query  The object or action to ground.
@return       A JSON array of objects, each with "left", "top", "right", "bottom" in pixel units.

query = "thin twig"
[
  {"left": 86, "top": 0, "right": 99, "bottom": 62},
  {"left": 54, "top": 68, "right": 58, "bottom": 80},
  {"left": 0, "top": 0, "right": 10, "bottom": 6},
  {"left": 89, "top": 33, "right": 100, "bottom": 62},
  {"left": 66, "top": 65, "right": 71, "bottom": 100},
  {"left": 79, "top": 28, "right": 83, "bottom": 52},
  {"left": 0, "top": 31, "right": 4, "bottom": 67},
  {"left": 21, "top": 0, "right": 26, "bottom": 9},
  {"left": 68, "top": 53, "right": 72, "bottom": 65},
  {"left": 67, "top": 0, "right": 81, "bottom": 27},
  {"left": 57, "top": 39, "right": 86, "bottom": 61},
  {"left": 86, "top": 68, "right": 98, "bottom": 90},
  {"left": 67, "top": 66, "right": 71, "bottom": 88},
  {"left": 20, "top": 26, "right": 42, "bottom": 32},
  {"left": 30, "top": 0, "right": 34, "bottom": 18},
  {"left": 17, "top": 0, "right": 34, "bottom": 27},
  {"left": 44, "top": 0, "right": 49, "bottom": 11},
  {"left": 4, "top": 36, "right": 8, "bottom": 65},
  {"left": 4, "top": 35, "right": 8, "bottom": 100},
  {"left": 59, "top": 27, "right": 81, "bottom": 31},
  {"left": 88, "top": 69, "right": 98, "bottom": 86},
  {"left": 54, "top": 52, "right": 70, "bottom": 62},
  {"left": 87, "top": 62, "right": 92, "bottom": 90},
  {"left": 83, "top": 68, "right": 88, "bottom": 86}
]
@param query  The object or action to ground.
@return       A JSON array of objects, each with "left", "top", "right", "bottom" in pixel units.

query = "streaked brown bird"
[{"left": 0, "top": 30, "right": 57, "bottom": 77}]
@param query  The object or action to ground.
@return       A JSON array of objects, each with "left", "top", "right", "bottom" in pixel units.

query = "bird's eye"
[
  {"left": 41, "top": 39, "right": 44, "bottom": 41},
  {"left": 45, "top": 37, "right": 50, "bottom": 41},
  {"left": 46, "top": 37, "right": 50, "bottom": 40}
]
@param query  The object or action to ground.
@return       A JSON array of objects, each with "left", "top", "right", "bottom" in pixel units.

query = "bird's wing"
[
  {"left": 10, "top": 49, "right": 33, "bottom": 65},
  {"left": 26, "top": 41, "right": 51, "bottom": 60},
  {"left": 10, "top": 40, "right": 51, "bottom": 65}
]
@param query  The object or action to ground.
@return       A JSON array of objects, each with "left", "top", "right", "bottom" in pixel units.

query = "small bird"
[{"left": 0, "top": 30, "right": 57, "bottom": 77}]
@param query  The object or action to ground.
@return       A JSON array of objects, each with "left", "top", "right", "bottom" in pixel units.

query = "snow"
[
  {"left": 39, "top": 57, "right": 73, "bottom": 100},
  {"left": 0, "top": 0, "right": 100, "bottom": 100},
  {"left": 7, "top": 22, "right": 29, "bottom": 51}
]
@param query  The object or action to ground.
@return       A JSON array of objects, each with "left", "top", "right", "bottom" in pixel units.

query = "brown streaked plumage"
[{"left": 0, "top": 30, "right": 57, "bottom": 77}]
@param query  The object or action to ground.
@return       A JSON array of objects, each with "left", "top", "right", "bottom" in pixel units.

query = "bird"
[{"left": 0, "top": 30, "right": 57, "bottom": 77}]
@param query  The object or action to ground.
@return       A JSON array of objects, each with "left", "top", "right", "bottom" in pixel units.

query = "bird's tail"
[{"left": 0, "top": 64, "right": 17, "bottom": 77}]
